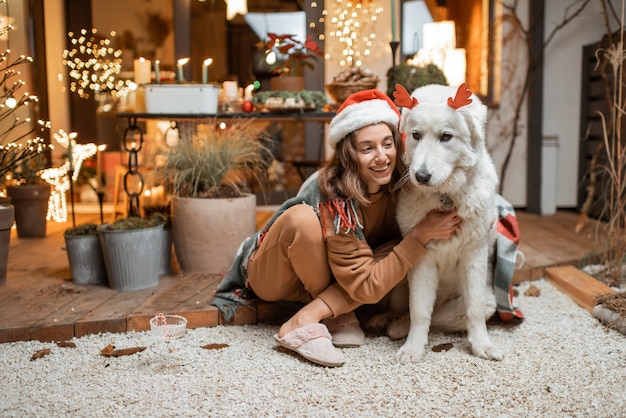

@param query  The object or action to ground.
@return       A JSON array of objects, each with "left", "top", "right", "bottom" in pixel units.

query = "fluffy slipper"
[
  {"left": 322, "top": 312, "right": 365, "bottom": 347},
  {"left": 274, "top": 323, "right": 345, "bottom": 367}
]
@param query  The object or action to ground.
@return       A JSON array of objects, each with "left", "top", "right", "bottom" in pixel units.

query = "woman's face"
[{"left": 353, "top": 123, "right": 397, "bottom": 194}]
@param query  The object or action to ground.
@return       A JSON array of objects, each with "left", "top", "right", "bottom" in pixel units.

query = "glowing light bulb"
[{"left": 265, "top": 51, "right": 277, "bottom": 66}]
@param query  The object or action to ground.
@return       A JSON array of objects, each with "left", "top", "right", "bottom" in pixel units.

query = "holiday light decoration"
[
  {"left": 62, "top": 28, "right": 125, "bottom": 99},
  {"left": 325, "top": 0, "right": 382, "bottom": 68},
  {"left": 40, "top": 130, "right": 96, "bottom": 222}
]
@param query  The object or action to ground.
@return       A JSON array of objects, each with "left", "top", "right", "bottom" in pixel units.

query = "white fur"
[{"left": 388, "top": 84, "right": 502, "bottom": 363}]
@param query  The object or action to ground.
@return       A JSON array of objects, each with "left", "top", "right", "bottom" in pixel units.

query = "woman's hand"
[{"left": 409, "top": 209, "right": 461, "bottom": 246}]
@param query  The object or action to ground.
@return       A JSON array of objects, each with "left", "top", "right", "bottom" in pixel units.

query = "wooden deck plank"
[
  {"left": 545, "top": 265, "right": 616, "bottom": 311},
  {"left": 130, "top": 274, "right": 216, "bottom": 317},
  {"left": 31, "top": 282, "right": 117, "bottom": 330}
]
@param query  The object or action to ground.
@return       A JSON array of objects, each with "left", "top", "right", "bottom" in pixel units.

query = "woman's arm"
[{"left": 325, "top": 209, "right": 459, "bottom": 305}]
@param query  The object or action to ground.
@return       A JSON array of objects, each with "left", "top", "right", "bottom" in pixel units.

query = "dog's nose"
[{"left": 414, "top": 171, "right": 431, "bottom": 184}]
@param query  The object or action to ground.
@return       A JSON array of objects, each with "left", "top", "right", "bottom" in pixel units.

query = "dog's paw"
[
  {"left": 386, "top": 314, "right": 410, "bottom": 340},
  {"left": 395, "top": 343, "right": 426, "bottom": 364},
  {"left": 471, "top": 342, "right": 504, "bottom": 361}
]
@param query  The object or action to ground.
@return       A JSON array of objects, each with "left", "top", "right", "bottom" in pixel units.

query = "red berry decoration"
[{"left": 241, "top": 101, "right": 254, "bottom": 113}]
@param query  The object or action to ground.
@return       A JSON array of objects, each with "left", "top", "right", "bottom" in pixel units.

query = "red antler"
[
  {"left": 393, "top": 84, "right": 418, "bottom": 109},
  {"left": 447, "top": 83, "right": 473, "bottom": 109}
]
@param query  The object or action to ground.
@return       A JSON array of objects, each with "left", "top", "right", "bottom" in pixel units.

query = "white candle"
[
  {"left": 177, "top": 57, "right": 190, "bottom": 82},
  {"left": 223, "top": 81, "right": 239, "bottom": 100},
  {"left": 154, "top": 60, "right": 160, "bottom": 83},
  {"left": 244, "top": 84, "right": 254, "bottom": 101},
  {"left": 134, "top": 57, "right": 151, "bottom": 85},
  {"left": 201, "top": 58, "right": 213, "bottom": 84}
]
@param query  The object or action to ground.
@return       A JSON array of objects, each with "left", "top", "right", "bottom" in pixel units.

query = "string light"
[
  {"left": 41, "top": 130, "right": 97, "bottom": 222},
  {"left": 325, "top": 0, "right": 382, "bottom": 68},
  {"left": 62, "top": 28, "right": 125, "bottom": 99}
]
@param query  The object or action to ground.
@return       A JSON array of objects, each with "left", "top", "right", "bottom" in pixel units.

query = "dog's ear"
[{"left": 459, "top": 95, "right": 488, "bottom": 147}]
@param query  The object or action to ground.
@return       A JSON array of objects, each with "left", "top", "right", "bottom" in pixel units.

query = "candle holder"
[
  {"left": 97, "top": 190, "right": 105, "bottom": 225},
  {"left": 389, "top": 41, "right": 400, "bottom": 89},
  {"left": 68, "top": 168, "right": 76, "bottom": 228}
]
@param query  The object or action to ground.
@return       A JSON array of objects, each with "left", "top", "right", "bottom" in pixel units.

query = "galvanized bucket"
[
  {"left": 64, "top": 234, "right": 107, "bottom": 285},
  {"left": 98, "top": 224, "right": 164, "bottom": 291}
]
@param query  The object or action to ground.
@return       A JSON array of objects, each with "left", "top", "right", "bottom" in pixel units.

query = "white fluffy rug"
[{"left": 1, "top": 279, "right": 624, "bottom": 417}]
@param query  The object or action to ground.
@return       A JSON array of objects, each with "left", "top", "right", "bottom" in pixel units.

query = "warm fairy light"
[
  {"left": 325, "top": 0, "right": 381, "bottom": 68},
  {"left": 62, "top": 28, "right": 124, "bottom": 99},
  {"left": 41, "top": 130, "right": 97, "bottom": 222}
]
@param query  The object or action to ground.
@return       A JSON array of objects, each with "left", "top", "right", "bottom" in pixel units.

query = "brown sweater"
[{"left": 318, "top": 192, "right": 427, "bottom": 314}]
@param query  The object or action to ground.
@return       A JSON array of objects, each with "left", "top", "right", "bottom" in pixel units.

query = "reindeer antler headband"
[{"left": 392, "top": 83, "right": 473, "bottom": 110}]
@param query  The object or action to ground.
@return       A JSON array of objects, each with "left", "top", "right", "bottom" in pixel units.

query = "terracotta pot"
[
  {"left": 0, "top": 204, "right": 14, "bottom": 286},
  {"left": 171, "top": 194, "right": 256, "bottom": 275},
  {"left": 6, "top": 184, "right": 51, "bottom": 238},
  {"left": 270, "top": 75, "right": 305, "bottom": 92}
]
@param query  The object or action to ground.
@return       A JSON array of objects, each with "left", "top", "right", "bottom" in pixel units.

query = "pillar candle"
[
  {"left": 154, "top": 60, "right": 160, "bottom": 83},
  {"left": 177, "top": 57, "right": 190, "bottom": 82},
  {"left": 202, "top": 58, "right": 213, "bottom": 84},
  {"left": 134, "top": 57, "right": 151, "bottom": 85}
]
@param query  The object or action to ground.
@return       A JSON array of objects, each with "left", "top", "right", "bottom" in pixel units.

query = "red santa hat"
[{"left": 327, "top": 89, "right": 401, "bottom": 149}]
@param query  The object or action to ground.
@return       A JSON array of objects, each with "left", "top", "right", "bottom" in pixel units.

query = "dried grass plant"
[
  {"left": 163, "top": 119, "right": 274, "bottom": 199},
  {"left": 577, "top": 0, "right": 626, "bottom": 288}
]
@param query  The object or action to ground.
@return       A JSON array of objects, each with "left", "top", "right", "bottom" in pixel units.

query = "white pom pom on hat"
[{"left": 327, "top": 89, "right": 401, "bottom": 149}]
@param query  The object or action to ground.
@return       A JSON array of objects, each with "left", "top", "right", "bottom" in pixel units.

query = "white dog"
[{"left": 381, "top": 83, "right": 503, "bottom": 363}]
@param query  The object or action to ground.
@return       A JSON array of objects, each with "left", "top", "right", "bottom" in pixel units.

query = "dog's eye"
[
  {"left": 440, "top": 133, "right": 453, "bottom": 142},
  {"left": 411, "top": 131, "right": 421, "bottom": 141}
]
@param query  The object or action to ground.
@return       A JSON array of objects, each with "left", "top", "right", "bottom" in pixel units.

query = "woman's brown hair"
[{"left": 317, "top": 122, "right": 406, "bottom": 205}]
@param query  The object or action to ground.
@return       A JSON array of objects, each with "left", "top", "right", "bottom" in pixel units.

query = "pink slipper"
[
  {"left": 274, "top": 323, "right": 345, "bottom": 367},
  {"left": 323, "top": 312, "right": 365, "bottom": 347}
]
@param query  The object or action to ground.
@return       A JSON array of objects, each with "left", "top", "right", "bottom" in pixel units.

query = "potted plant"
[
  {"left": 0, "top": 48, "right": 50, "bottom": 279},
  {"left": 5, "top": 140, "right": 52, "bottom": 238},
  {"left": 256, "top": 32, "right": 323, "bottom": 91},
  {"left": 385, "top": 63, "right": 448, "bottom": 98},
  {"left": 64, "top": 222, "right": 107, "bottom": 285},
  {"left": 98, "top": 213, "right": 168, "bottom": 291},
  {"left": 162, "top": 119, "right": 273, "bottom": 274},
  {"left": 0, "top": 139, "right": 51, "bottom": 284}
]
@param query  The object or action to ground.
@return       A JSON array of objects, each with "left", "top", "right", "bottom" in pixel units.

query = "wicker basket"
[{"left": 326, "top": 81, "right": 379, "bottom": 105}]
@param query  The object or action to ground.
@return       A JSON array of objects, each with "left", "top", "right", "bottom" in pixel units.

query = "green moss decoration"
[{"left": 386, "top": 63, "right": 448, "bottom": 97}]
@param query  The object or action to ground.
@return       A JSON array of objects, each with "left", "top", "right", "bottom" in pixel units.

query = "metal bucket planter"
[
  {"left": 64, "top": 234, "right": 107, "bottom": 285},
  {"left": 98, "top": 224, "right": 164, "bottom": 291},
  {"left": 159, "top": 227, "right": 172, "bottom": 275},
  {"left": 0, "top": 204, "right": 14, "bottom": 286}
]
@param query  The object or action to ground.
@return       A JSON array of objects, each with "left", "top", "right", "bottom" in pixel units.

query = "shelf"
[{"left": 116, "top": 111, "right": 335, "bottom": 123}]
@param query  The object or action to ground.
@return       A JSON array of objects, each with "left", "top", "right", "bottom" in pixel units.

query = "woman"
[{"left": 212, "top": 89, "right": 460, "bottom": 367}]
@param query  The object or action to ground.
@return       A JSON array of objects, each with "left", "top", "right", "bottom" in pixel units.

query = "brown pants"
[{"left": 246, "top": 204, "right": 397, "bottom": 317}]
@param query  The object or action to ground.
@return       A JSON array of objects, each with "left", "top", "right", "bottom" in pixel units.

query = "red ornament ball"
[{"left": 241, "top": 101, "right": 254, "bottom": 113}]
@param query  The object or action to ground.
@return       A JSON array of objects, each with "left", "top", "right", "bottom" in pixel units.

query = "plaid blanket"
[{"left": 494, "top": 194, "right": 525, "bottom": 320}]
